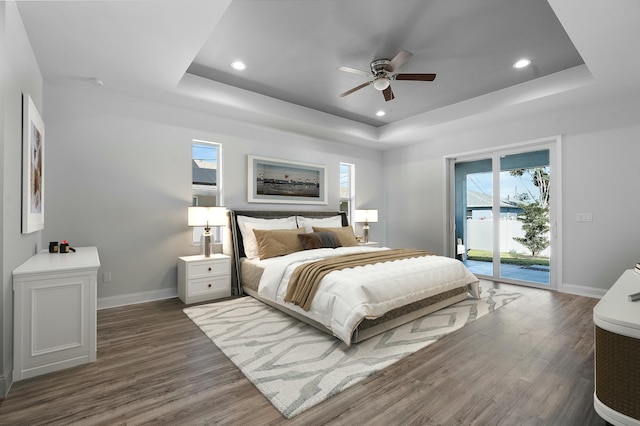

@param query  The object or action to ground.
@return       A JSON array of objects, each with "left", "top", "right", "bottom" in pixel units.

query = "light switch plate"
[{"left": 576, "top": 213, "right": 593, "bottom": 222}]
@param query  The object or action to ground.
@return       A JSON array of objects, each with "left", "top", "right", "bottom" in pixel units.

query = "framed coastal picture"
[
  {"left": 22, "top": 94, "right": 45, "bottom": 234},
  {"left": 248, "top": 155, "right": 327, "bottom": 204}
]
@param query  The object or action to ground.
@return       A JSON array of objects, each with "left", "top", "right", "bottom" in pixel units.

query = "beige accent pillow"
[
  {"left": 312, "top": 226, "right": 359, "bottom": 247},
  {"left": 253, "top": 228, "right": 307, "bottom": 260}
]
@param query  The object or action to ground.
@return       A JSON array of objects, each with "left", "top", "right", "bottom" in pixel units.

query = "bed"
[{"left": 226, "top": 209, "right": 480, "bottom": 345}]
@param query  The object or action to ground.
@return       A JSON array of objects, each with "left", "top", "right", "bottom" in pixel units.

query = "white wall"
[
  {"left": 384, "top": 94, "right": 640, "bottom": 296},
  {"left": 42, "top": 83, "right": 384, "bottom": 307},
  {"left": 1, "top": 0, "right": 44, "bottom": 395}
]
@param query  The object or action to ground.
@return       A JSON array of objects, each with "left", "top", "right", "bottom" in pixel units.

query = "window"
[
  {"left": 448, "top": 137, "right": 560, "bottom": 289},
  {"left": 192, "top": 140, "right": 222, "bottom": 243},
  {"left": 340, "top": 163, "right": 355, "bottom": 225}
]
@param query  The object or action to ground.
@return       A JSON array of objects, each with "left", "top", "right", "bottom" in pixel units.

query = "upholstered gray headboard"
[{"left": 225, "top": 209, "right": 348, "bottom": 295}]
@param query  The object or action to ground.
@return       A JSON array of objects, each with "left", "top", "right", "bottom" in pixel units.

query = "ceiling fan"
[{"left": 338, "top": 50, "right": 436, "bottom": 101}]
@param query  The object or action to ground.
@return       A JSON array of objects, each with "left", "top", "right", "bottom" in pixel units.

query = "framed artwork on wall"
[
  {"left": 248, "top": 155, "right": 327, "bottom": 205},
  {"left": 22, "top": 94, "right": 45, "bottom": 234}
]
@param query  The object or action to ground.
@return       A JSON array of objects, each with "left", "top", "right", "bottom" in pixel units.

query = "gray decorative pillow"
[
  {"left": 298, "top": 231, "right": 342, "bottom": 250},
  {"left": 312, "top": 226, "right": 359, "bottom": 247}
]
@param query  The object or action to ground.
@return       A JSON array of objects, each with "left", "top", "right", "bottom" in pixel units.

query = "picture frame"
[
  {"left": 248, "top": 155, "right": 327, "bottom": 204},
  {"left": 22, "top": 94, "right": 45, "bottom": 234}
]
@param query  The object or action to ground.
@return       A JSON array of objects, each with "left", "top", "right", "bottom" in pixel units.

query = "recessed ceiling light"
[
  {"left": 231, "top": 61, "right": 246, "bottom": 71},
  {"left": 513, "top": 58, "right": 532, "bottom": 69},
  {"left": 375, "top": 110, "right": 386, "bottom": 117}
]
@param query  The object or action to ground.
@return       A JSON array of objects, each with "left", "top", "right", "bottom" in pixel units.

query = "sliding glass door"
[{"left": 449, "top": 140, "right": 559, "bottom": 289}]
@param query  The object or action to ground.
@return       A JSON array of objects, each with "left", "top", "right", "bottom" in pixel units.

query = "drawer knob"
[
  {"left": 208, "top": 267, "right": 212, "bottom": 271},
  {"left": 208, "top": 283, "right": 212, "bottom": 288}
]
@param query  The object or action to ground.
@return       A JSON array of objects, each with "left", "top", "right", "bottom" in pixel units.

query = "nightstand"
[
  {"left": 358, "top": 241, "right": 379, "bottom": 247},
  {"left": 177, "top": 254, "right": 231, "bottom": 304}
]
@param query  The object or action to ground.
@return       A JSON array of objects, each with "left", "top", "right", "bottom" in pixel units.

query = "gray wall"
[
  {"left": 1, "top": 1, "right": 44, "bottom": 395},
  {"left": 384, "top": 93, "right": 640, "bottom": 296},
  {"left": 47, "top": 74, "right": 640, "bottom": 307},
  {"left": 42, "top": 83, "right": 384, "bottom": 305}
]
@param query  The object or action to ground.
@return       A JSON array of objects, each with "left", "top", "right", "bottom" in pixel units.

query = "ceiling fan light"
[{"left": 373, "top": 77, "right": 390, "bottom": 91}]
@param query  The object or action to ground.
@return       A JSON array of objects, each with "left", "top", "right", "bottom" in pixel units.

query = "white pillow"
[
  {"left": 296, "top": 215, "right": 343, "bottom": 233},
  {"left": 237, "top": 216, "right": 297, "bottom": 259}
]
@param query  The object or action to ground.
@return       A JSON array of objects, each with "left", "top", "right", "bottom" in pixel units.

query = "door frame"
[{"left": 444, "top": 135, "right": 562, "bottom": 290}]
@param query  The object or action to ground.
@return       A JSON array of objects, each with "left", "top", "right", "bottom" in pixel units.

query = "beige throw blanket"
[{"left": 284, "top": 249, "right": 434, "bottom": 311}]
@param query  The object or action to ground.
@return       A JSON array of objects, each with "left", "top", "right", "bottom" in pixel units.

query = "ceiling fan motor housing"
[{"left": 370, "top": 59, "right": 392, "bottom": 75}]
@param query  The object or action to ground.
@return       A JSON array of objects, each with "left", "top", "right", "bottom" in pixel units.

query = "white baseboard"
[
  {"left": 561, "top": 282, "right": 607, "bottom": 299},
  {"left": 98, "top": 287, "right": 178, "bottom": 310}
]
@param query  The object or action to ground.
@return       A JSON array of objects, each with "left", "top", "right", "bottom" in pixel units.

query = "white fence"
[{"left": 466, "top": 219, "right": 550, "bottom": 257}]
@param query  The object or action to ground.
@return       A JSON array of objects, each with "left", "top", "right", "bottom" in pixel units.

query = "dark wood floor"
[{"left": 0, "top": 281, "right": 607, "bottom": 425}]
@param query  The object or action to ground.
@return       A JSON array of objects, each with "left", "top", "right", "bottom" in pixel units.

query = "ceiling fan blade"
[
  {"left": 339, "top": 81, "right": 372, "bottom": 97},
  {"left": 383, "top": 85, "right": 395, "bottom": 101},
  {"left": 395, "top": 73, "right": 437, "bottom": 81},
  {"left": 338, "top": 66, "right": 371, "bottom": 77},
  {"left": 385, "top": 50, "right": 413, "bottom": 72}
]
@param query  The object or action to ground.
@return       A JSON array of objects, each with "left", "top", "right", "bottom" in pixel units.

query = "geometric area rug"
[{"left": 183, "top": 284, "right": 521, "bottom": 419}]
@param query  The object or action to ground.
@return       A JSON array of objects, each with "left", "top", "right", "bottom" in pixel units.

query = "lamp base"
[{"left": 202, "top": 228, "right": 212, "bottom": 257}]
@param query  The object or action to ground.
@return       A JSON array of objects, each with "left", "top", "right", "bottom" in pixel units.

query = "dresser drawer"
[
  {"left": 188, "top": 259, "right": 229, "bottom": 279},
  {"left": 187, "top": 275, "right": 230, "bottom": 299}
]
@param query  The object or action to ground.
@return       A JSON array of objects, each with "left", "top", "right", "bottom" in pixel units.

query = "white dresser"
[
  {"left": 593, "top": 269, "right": 640, "bottom": 425},
  {"left": 13, "top": 247, "right": 100, "bottom": 381},
  {"left": 177, "top": 254, "right": 231, "bottom": 304}
]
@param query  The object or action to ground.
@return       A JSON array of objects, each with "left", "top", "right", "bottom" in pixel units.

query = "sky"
[
  {"left": 468, "top": 170, "right": 544, "bottom": 202},
  {"left": 257, "top": 163, "right": 319, "bottom": 181},
  {"left": 192, "top": 143, "right": 217, "bottom": 162}
]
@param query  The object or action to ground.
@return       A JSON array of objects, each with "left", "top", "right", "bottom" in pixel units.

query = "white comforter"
[{"left": 256, "top": 246, "right": 479, "bottom": 344}]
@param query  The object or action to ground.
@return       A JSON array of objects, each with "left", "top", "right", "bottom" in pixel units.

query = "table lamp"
[
  {"left": 354, "top": 209, "right": 378, "bottom": 243},
  {"left": 188, "top": 206, "right": 227, "bottom": 257}
]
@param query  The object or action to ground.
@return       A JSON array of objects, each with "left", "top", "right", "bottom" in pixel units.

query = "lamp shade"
[
  {"left": 187, "top": 206, "right": 227, "bottom": 227},
  {"left": 354, "top": 209, "right": 378, "bottom": 223}
]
